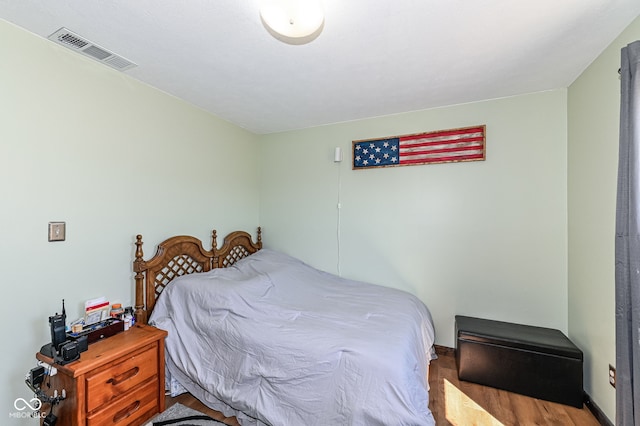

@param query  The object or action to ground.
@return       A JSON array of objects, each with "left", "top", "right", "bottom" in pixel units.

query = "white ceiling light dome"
[{"left": 260, "top": 0, "right": 325, "bottom": 45}]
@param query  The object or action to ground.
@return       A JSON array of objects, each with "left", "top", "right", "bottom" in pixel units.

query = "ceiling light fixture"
[{"left": 259, "top": 0, "right": 324, "bottom": 45}]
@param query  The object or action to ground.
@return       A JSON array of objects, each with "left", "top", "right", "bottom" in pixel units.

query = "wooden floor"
[{"left": 166, "top": 347, "right": 600, "bottom": 425}]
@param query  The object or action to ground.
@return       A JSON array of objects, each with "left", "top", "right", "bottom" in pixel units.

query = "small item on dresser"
[
  {"left": 124, "top": 306, "right": 136, "bottom": 329},
  {"left": 84, "top": 297, "right": 110, "bottom": 326},
  {"left": 110, "top": 303, "right": 124, "bottom": 319},
  {"left": 67, "top": 318, "right": 125, "bottom": 344},
  {"left": 123, "top": 314, "right": 132, "bottom": 330},
  {"left": 70, "top": 318, "right": 84, "bottom": 333}
]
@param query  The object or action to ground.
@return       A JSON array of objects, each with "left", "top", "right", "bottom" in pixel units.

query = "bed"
[{"left": 133, "top": 228, "right": 436, "bottom": 425}]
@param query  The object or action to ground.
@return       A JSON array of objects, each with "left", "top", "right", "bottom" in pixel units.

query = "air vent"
[{"left": 48, "top": 28, "right": 137, "bottom": 71}]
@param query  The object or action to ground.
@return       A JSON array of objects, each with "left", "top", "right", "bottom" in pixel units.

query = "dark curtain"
[{"left": 616, "top": 40, "right": 640, "bottom": 426}]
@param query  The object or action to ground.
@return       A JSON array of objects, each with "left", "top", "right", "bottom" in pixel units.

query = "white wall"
[
  {"left": 0, "top": 19, "right": 259, "bottom": 424},
  {"left": 568, "top": 14, "right": 640, "bottom": 422},
  {"left": 260, "top": 90, "right": 569, "bottom": 349}
]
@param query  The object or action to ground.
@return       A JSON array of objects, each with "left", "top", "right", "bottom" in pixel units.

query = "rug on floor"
[{"left": 145, "top": 402, "right": 226, "bottom": 426}]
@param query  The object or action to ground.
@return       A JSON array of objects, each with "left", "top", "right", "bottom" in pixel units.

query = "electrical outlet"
[
  {"left": 48, "top": 222, "right": 66, "bottom": 242},
  {"left": 609, "top": 364, "right": 616, "bottom": 388}
]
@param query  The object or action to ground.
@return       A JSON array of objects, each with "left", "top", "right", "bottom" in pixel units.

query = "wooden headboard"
[{"left": 133, "top": 227, "right": 262, "bottom": 324}]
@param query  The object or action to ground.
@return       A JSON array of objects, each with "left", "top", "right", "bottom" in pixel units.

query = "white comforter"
[{"left": 149, "top": 249, "right": 436, "bottom": 426}]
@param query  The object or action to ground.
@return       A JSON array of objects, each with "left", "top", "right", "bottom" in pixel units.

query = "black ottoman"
[{"left": 455, "top": 315, "right": 584, "bottom": 407}]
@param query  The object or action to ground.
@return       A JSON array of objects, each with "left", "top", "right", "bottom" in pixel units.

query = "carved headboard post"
[
  {"left": 257, "top": 227, "right": 262, "bottom": 248},
  {"left": 211, "top": 230, "right": 219, "bottom": 268},
  {"left": 133, "top": 235, "right": 148, "bottom": 325}
]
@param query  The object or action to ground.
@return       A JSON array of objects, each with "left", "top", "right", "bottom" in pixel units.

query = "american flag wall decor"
[{"left": 352, "top": 125, "right": 486, "bottom": 170}]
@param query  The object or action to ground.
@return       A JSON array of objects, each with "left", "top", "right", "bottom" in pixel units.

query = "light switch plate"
[{"left": 48, "top": 222, "right": 66, "bottom": 242}]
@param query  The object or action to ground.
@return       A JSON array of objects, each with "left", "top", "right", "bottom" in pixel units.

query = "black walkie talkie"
[{"left": 49, "top": 299, "right": 67, "bottom": 351}]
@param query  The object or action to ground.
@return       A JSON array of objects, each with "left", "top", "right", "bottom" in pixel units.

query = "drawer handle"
[
  {"left": 112, "top": 400, "right": 140, "bottom": 423},
  {"left": 107, "top": 367, "right": 140, "bottom": 386}
]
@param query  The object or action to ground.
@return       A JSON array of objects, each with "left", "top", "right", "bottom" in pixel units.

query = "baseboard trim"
[
  {"left": 584, "top": 392, "right": 613, "bottom": 426},
  {"left": 434, "top": 344, "right": 455, "bottom": 357},
  {"left": 433, "top": 345, "right": 613, "bottom": 426}
]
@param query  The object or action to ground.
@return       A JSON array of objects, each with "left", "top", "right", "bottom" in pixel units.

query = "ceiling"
[{"left": 1, "top": 0, "right": 640, "bottom": 135}]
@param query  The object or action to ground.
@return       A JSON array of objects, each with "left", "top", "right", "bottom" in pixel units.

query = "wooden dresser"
[{"left": 36, "top": 324, "right": 167, "bottom": 426}]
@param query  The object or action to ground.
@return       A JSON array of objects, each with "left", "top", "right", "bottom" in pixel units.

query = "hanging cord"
[{"left": 336, "top": 159, "right": 342, "bottom": 276}]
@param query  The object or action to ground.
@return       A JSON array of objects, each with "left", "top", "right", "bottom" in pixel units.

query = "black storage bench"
[{"left": 455, "top": 315, "right": 583, "bottom": 407}]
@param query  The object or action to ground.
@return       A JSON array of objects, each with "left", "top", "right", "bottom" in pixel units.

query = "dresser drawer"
[
  {"left": 86, "top": 379, "right": 159, "bottom": 426},
  {"left": 85, "top": 344, "right": 158, "bottom": 412}
]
